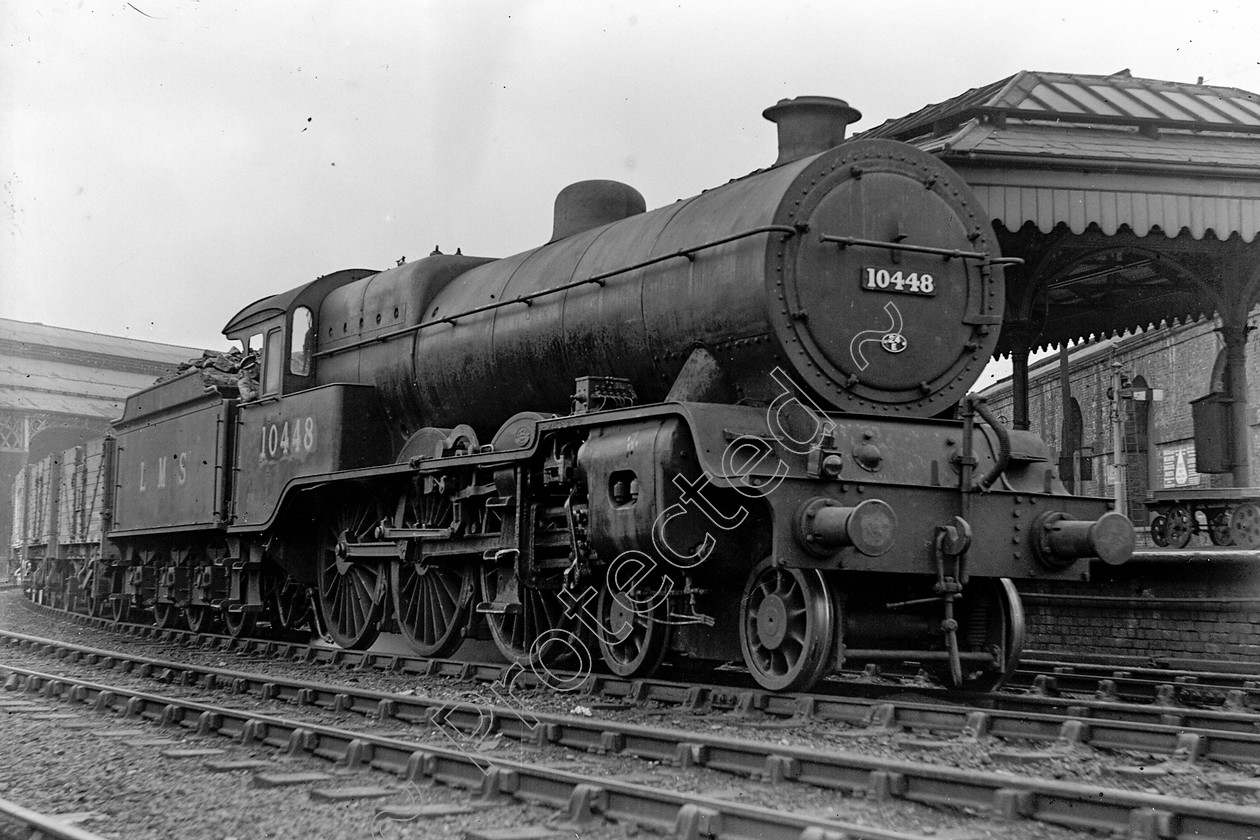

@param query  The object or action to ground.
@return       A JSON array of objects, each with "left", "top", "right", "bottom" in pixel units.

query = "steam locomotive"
[{"left": 12, "top": 97, "right": 1134, "bottom": 692}]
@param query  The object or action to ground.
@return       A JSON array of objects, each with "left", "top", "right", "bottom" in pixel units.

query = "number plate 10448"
[{"left": 861, "top": 268, "right": 936, "bottom": 296}]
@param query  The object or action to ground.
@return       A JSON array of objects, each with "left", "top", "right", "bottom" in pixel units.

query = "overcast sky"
[{"left": 4, "top": 0, "right": 1260, "bottom": 360}]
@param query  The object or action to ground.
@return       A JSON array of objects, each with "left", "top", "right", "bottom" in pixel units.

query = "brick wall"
[
  {"left": 983, "top": 310, "right": 1260, "bottom": 529},
  {"left": 1022, "top": 560, "right": 1260, "bottom": 662},
  {"left": 985, "top": 313, "right": 1260, "bottom": 663}
]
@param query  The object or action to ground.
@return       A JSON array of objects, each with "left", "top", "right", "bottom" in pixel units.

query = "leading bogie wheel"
[
  {"left": 1149, "top": 515, "right": 1169, "bottom": 547},
  {"left": 738, "top": 558, "right": 836, "bottom": 692},
  {"left": 949, "top": 578, "right": 1025, "bottom": 692},
  {"left": 1230, "top": 502, "right": 1260, "bottom": 550}
]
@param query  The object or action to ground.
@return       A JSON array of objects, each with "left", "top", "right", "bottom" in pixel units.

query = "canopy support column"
[
  {"left": 1224, "top": 314, "right": 1254, "bottom": 486},
  {"left": 1222, "top": 254, "right": 1260, "bottom": 486},
  {"left": 1006, "top": 322, "right": 1037, "bottom": 432},
  {"left": 1222, "top": 324, "right": 1250, "bottom": 486}
]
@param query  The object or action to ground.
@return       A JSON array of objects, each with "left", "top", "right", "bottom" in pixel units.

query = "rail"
[
  {"left": 8, "top": 623, "right": 1260, "bottom": 767},
  {"left": 0, "top": 796, "right": 111, "bottom": 840},
  {"left": 7, "top": 657, "right": 1260, "bottom": 839},
  {"left": 312, "top": 224, "right": 798, "bottom": 360}
]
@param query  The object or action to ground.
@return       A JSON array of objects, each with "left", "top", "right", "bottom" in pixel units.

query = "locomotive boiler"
[{"left": 14, "top": 96, "right": 1135, "bottom": 692}]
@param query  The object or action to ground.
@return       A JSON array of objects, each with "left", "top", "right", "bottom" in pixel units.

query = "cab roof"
[{"left": 222, "top": 268, "right": 377, "bottom": 337}]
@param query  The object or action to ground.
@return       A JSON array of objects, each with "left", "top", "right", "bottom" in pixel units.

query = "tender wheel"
[
  {"left": 1209, "top": 511, "right": 1235, "bottom": 546},
  {"left": 738, "top": 558, "right": 836, "bottom": 692},
  {"left": 1230, "top": 503, "right": 1260, "bottom": 550},
  {"left": 222, "top": 605, "right": 257, "bottom": 638},
  {"left": 153, "top": 601, "right": 185, "bottom": 629},
  {"left": 111, "top": 595, "right": 131, "bottom": 624},
  {"left": 271, "top": 576, "right": 313, "bottom": 633},
  {"left": 480, "top": 559, "right": 576, "bottom": 667},
  {"left": 393, "top": 561, "right": 473, "bottom": 657},
  {"left": 86, "top": 596, "right": 106, "bottom": 618},
  {"left": 597, "top": 580, "right": 671, "bottom": 678},
  {"left": 184, "top": 605, "right": 217, "bottom": 634},
  {"left": 1149, "top": 515, "right": 1169, "bottom": 547},
  {"left": 316, "top": 498, "right": 388, "bottom": 649},
  {"left": 1165, "top": 505, "right": 1193, "bottom": 549},
  {"left": 949, "top": 578, "right": 1025, "bottom": 692}
]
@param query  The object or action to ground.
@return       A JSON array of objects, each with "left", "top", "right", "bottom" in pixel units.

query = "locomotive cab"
[
  {"left": 222, "top": 269, "right": 396, "bottom": 531},
  {"left": 223, "top": 268, "right": 375, "bottom": 399}
]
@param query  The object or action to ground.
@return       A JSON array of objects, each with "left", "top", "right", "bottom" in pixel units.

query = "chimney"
[
  {"left": 551, "top": 180, "right": 646, "bottom": 241},
  {"left": 762, "top": 96, "right": 862, "bottom": 167}
]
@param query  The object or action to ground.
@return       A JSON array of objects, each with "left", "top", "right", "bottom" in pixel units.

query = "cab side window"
[
  {"left": 262, "top": 328, "right": 283, "bottom": 395},
  {"left": 290, "top": 306, "right": 314, "bottom": 376}
]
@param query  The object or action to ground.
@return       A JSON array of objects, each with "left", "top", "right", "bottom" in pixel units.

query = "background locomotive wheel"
[
  {"left": 1209, "top": 511, "right": 1235, "bottom": 546},
  {"left": 596, "top": 585, "right": 671, "bottom": 678},
  {"left": 184, "top": 606, "right": 217, "bottom": 633},
  {"left": 1149, "top": 515, "right": 1169, "bottom": 547},
  {"left": 392, "top": 560, "right": 473, "bottom": 657},
  {"left": 480, "top": 561, "right": 575, "bottom": 667},
  {"left": 316, "top": 498, "right": 388, "bottom": 649},
  {"left": 738, "top": 558, "right": 836, "bottom": 692},
  {"left": 945, "top": 578, "right": 1026, "bottom": 692},
  {"left": 1164, "top": 505, "right": 1193, "bottom": 549},
  {"left": 1230, "top": 502, "right": 1260, "bottom": 550}
]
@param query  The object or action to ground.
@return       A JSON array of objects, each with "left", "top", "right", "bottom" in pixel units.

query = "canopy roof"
[
  {"left": 863, "top": 70, "right": 1260, "bottom": 355},
  {"left": 0, "top": 318, "right": 204, "bottom": 420}
]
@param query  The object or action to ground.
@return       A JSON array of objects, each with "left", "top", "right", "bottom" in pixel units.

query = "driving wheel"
[
  {"left": 480, "top": 558, "right": 577, "bottom": 668},
  {"left": 316, "top": 497, "right": 389, "bottom": 649}
]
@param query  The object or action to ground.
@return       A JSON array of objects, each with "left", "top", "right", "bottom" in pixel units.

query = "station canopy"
[{"left": 862, "top": 70, "right": 1260, "bottom": 357}]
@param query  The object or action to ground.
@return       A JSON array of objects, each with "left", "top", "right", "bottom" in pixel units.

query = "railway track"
[
  {"left": 1011, "top": 656, "right": 1260, "bottom": 706},
  {"left": 6, "top": 627, "right": 1260, "bottom": 767},
  {"left": 18, "top": 592, "right": 1260, "bottom": 718},
  {"left": 0, "top": 796, "right": 111, "bottom": 840},
  {"left": 6, "top": 625, "right": 1260, "bottom": 839},
  {"left": 0, "top": 661, "right": 1013, "bottom": 840}
]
